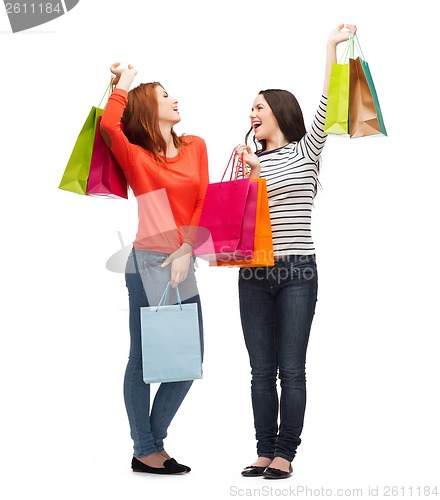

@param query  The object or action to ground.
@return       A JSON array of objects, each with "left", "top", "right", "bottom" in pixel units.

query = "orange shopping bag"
[{"left": 212, "top": 178, "right": 274, "bottom": 268}]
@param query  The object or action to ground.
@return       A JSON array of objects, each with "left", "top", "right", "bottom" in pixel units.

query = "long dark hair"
[
  {"left": 121, "top": 82, "right": 183, "bottom": 165},
  {"left": 245, "top": 89, "right": 321, "bottom": 197},
  {"left": 245, "top": 89, "right": 306, "bottom": 152}
]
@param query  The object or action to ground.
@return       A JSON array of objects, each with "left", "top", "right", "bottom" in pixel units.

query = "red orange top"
[{"left": 101, "top": 88, "right": 209, "bottom": 253}]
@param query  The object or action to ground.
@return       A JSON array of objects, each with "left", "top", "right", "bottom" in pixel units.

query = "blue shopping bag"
[
  {"left": 140, "top": 282, "right": 203, "bottom": 384},
  {"left": 354, "top": 36, "right": 387, "bottom": 136}
]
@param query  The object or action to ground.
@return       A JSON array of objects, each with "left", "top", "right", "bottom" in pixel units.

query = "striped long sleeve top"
[{"left": 258, "top": 95, "right": 328, "bottom": 257}]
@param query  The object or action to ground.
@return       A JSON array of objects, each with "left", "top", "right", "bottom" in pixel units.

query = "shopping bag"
[
  {"left": 58, "top": 83, "right": 111, "bottom": 195},
  {"left": 349, "top": 56, "right": 381, "bottom": 138},
  {"left": 58, "top": 107, "right": 103, "bottom": 195},
  {"left": 194, "top": 152, "right": 258, "bottom": 260},
  {"left": 86, "top": 116, "right": 128, "bottom": 198},
  {"left": 324, "top": 40, "right": 351, "bottom": 135},
  {"left": 324, "top": 34, "right": 387, "bottom": 139},
  {"left": 140, "top": 283, "right": 202, "bottom": 384},
  {"left": 354, "top": 36, "right": 387, "bottom": 136},
  {"left": 212, "top": 178, "right": 274, "bottom": 267}
]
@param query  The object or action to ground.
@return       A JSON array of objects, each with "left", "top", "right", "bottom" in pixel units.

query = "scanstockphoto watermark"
[
  {"left": 229, "top": 484, "right": 440, "bottom": 497},
  {"left": 239, "top": 262, "right": 317, "bottom": 283},
  {"left": 3, "top": 0, "right": 79, "bottom": 32},
  {"left": 105, "top": 231, "right": 317, "bottom": 282},
  {"left": 229, "top": 485, "right": 363, "bottom": 497}
]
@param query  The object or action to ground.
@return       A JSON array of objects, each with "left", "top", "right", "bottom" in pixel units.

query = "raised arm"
[
  {"left": 323, "top": 23, "right": 357, "bottom": 96},
  {"left": 110, "top": 62, "right": 138, "bottom": 92},
  {"left": 100, "top": 63, "right": 139, "bottom": 174}
]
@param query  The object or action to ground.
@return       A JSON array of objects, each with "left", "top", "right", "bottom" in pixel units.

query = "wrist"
[
  {"left": 116, "top": 71, "right": 136, "bottom": 91},
  {"left": 181, "top": 242, "right": 193, "bottom": 255},
  {"left": 249, "top": 166, "right": 261, "bottom": 179}
]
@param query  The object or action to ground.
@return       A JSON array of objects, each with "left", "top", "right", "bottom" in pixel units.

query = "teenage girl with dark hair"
[{"left": 235, "top": 23, "right": 357, "bottom": 480}]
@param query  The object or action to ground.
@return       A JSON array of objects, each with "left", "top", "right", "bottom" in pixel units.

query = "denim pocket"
[
  {"left": 141, "top": 252, "right": 168, "bottom": 271},
  {"left": 275, "top": 256, "right": 317, "bottom": 282},
  {"left": 292, "top": 260, "right": 317, "bottom": 281}
]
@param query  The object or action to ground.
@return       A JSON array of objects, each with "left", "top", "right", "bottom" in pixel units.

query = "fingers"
[
  {"left": 334, "top": 23, "right": 357, "bottom": 35},
  {"left": 344, "top": 23, "right": 357, "bottom": 35},
  {"left": 169, "top": 267, "right": 188, "bottom": 288},
  {"left": 236, "top": 147, "right": 256, "bottom": 160},
  {"left": 161, "top": 251, "right": 190, "bottom": 287},
  {"left": 169, "top": 272, "right": 188, "bottom": 288},
  {"left": 160, "top": 257, "right": 171, "bottom": 268},
  {"left": 110, "top": 62, "right": 121, "bottom": 73},
  {"left": 161, "top": 258, "right": 186, "bottom": 286},
  {"left": 169, "top": 275, "right": 179, "bottom": 288},
  {"left": 110, "top": 62, "right": 137, "bottom": 76},
  {"left": 234, "top": 144, "right": 248, "bottom": 156}
]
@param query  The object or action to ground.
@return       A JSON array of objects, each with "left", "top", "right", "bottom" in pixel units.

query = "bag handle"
[
  {"left": 155, "top": 281, "right": 183, "bottom": 311},
  {"left": 338, "top": 37, "right": 351, "bottom": 63},
  {"left": 98, "top": 79, "right": 115, "bottom": 109},
  {"left": 338, "top": 33, "right": 366, "bottom": 64},
  {"left": 349, "top": 32, "right": 354, "bottom": 59},
  {"left": 220, "top": 150, "right": 247, "bottom": 183},
  {"left": 337, "top": 32, "right": 355, "bottom": 64},
  {"left": 352, "top": 35, "right": 366, "bottom": 61}
]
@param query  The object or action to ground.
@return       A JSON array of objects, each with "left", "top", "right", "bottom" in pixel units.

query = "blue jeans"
[
  {"left": 124, "top": 249, "right": 203, "bottom": 458},
  {"left": 238, "top": 255, "right": 318, "bottom": 462}
]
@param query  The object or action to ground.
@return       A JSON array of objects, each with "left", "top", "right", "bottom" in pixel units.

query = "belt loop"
[{"left": 132, "top": 248, "right": 140, "bottom": 274}]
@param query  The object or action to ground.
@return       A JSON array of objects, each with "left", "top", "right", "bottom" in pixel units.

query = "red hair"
[{"left": 121, "top": 82, "right": 183, "bottom": 165}]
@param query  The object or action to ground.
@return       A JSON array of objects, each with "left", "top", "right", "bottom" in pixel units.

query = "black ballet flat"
[
  {"left": 241, "top": 465, "right": 267, "bottom": 477},
  {"left": 263, "top": 464, "right": 293, "bottom": 479},
  {"left": 168, "top": 457, "right": 191, "bottom": 472},
  {"left": 131, "top": 456, "right": 187, "bottom": 474}
]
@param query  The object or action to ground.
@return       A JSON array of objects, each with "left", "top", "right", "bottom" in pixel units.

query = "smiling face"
[
  {"left": 249, "top": 94, "right": 280, "bottom": 142},
  {"left": 156, "top": 85, "right": 181, "bottom": 126}
]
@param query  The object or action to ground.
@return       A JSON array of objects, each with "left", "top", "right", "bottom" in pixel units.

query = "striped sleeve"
[{"left": 299, "top": 95, "right": 328, "bottom": 162}]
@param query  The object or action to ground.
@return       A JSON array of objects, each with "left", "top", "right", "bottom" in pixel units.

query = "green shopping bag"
[
  {"left": 58, "top": 83, "right": 111, "bottom": 195},
  {"left": 324, "top": 38, "right": 352, "bottom": 135},
  {"left": 354, "top": 36, "right": 387, "bottom": 136}
]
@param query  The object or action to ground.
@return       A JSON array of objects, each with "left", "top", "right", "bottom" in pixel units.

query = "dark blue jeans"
[
  {"left": 124, "top": 249, "right": 203, "bottom": 458},
  {"left": 238, "top": 255, "right": 318, "bottom": 462}
]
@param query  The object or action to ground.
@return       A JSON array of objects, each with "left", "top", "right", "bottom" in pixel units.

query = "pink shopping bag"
[
  {"left": 194, "top": 151, "right": 257, "bottom": 260},
  {"left": 86, "top": 117, "right": 128, "bottom": 199}
]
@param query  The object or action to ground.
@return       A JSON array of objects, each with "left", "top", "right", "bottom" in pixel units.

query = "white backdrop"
[{"left": 1, "top": 1, "right": 439, "bottom": 499}]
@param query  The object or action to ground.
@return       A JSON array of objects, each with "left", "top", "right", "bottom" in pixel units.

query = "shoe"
[
  {"left": 169, "top": 457, "right": 191, "bottom": 472},
  {"left": 131, "top": 456, "right": 187, "bottom": 474},
  {"left": 241, "top": 465, "right": 266, "bottom": 477},
  {"left": 263, "top": 464, "right": 293, "bottom": 479}
]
